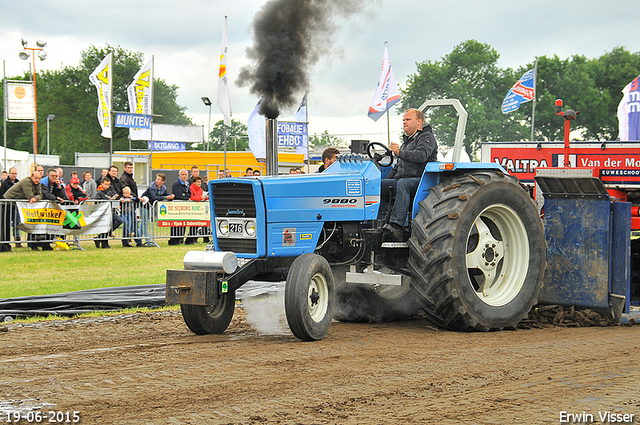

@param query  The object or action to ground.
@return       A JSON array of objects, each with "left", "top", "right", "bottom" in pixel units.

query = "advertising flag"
[
  {"left": 295, "top": 94, "right": 308, "bottom": 158},
  {"left": 247, "top": 98, "right": 265, "bottom": 159},
  {"left": 127, "top": 59, "right": 154, "bottom": 139},
  {"left": 617, "top": 75, "right": 640, "bottom": 141},
  {"left": 89, "top": 52, "right": 113, "bottom": 138},
  {"left": 368, "top": 43, "right": 401, "bottom": 122},
  {"left": 502, "top": 68, "right": 536, "bottom": 113},
  {"left": 217, "top": 16, "right": 232, "bottom": 127}
]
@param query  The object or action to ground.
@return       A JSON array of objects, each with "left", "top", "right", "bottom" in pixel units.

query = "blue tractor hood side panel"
[{"left": 260, "top": 160, "right": 381, "bottom": 223}]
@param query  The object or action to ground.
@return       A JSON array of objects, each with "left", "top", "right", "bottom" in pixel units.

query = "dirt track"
[{"left": 1, "top": 306, "right": 639, "bottom": 425}]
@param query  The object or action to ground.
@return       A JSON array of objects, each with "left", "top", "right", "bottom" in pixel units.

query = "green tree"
[
  {"left": 207, "top": 119, "right": 248, "bottom": 151},
  {"left": 1, "top": 44, "right": 192, "bottom": 164},
  {"left": 401, "top": 40, "right": 524, "bottom": 155},
  {"left": 309, "top": 130, "right": 345, "bottom": 149}
]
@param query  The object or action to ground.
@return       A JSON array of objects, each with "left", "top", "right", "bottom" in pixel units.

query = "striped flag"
[
  {"left": 617, "top": 75, "right": 640, "bottom": 141},
  {"left": 217, "top": 16, "right": 232, "bottom": 127},
  {"left": 368, "top": 43, "right": 401, "bottom": 122},
  {"left": 502, "top": 69, "right": 536, "bottom": 114}
]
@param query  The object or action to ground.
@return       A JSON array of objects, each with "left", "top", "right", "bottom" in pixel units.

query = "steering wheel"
[{"left": 366, "top": 142, "right": 394, "bottom": 168}]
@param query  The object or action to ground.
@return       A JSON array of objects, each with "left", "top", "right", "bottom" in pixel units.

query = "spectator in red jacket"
[
  {"left": 185, "top": 176, "right": 209, "bottom": 245},
  {"left": 65, "top": 177, "right": 88, "bottom": 204}
]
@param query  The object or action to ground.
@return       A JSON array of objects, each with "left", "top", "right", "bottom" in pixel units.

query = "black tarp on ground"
[
  {"left": 0, "top": 284, "right": 166, "bottom": 319},
  {"left": 0, "top": 281, "right": 284, "bottom": 320}
]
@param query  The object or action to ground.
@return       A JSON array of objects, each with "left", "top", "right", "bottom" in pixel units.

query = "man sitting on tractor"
[{"left": 381, "top": 108, "right": 438, "bottom": 241}]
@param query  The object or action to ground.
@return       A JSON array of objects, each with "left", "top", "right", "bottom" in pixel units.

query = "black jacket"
[
  {"left": 0, "top": 178, "right": 18, "bottom": 198},
  {"left": 387, "top": 125, "right": 437, "bottom": 179},
  {"left": 120, "top": 171, "right": 138, "bottom": 198},
  {"left": 41, "top": 181, "right": 68, "bottom": 202},
  {"left": 171, "top": 179, "right": 191, "bottom": 200},
  {"left": 106, "top": 174, "right": 123, "bottom": 197}
]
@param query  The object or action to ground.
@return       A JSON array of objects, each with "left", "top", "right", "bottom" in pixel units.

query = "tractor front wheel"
[{"left": 180, "top": 291, "right": 236, "bottom": 335}]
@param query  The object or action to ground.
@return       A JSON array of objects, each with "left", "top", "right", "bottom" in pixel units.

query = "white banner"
[
  {"left": 129, "top": 123, "right": 203, "bottom": 142},
  {"left": 217, "top": 16, "right": 232, "bottom": 127},
  {"left": 16, "top": 201, "right": 112, "bottom": 235},
  {"left": 4, "top": 81, "right": 36, "bottom": 121},
  {"left": 127, "top": 59, "right": 153, "bottom": 138},
  {"left": 89, "top": 52, "right": 113, "bottom": 138},
  {"left": 247, "top": 98, "right": 266, "bottom": 159},
  {"left": 617, "top": 75, "right": 640, "bottom": 141}
]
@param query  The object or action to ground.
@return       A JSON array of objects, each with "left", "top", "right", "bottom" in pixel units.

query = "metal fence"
[{"left": 0, "top": 199, "right": 212, "bottom": 251}]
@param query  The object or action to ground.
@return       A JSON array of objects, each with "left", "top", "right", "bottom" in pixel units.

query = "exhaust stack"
[{"left": 265, "top": 118, "right": 278, "bottom": 175}]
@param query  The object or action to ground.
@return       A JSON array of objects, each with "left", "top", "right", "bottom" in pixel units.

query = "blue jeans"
[{"left": 381, "top": 178, "right": 421, "bottom": 226}]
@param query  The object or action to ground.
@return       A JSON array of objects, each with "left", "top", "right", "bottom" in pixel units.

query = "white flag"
[
  {"left": 89, "top": 52, "right": 113, "bottom": 138},
  {"left": 368, "top": 43, "right": 400, "bottom": 122},
  {"left": 127, "top": 58, "right": 154, "bottom": 139},
  {"left": 217, "top": 16, "right": 232, "bottom": 127},
  {"left": 247, "top": 98, "right": 265, "bottom": 159}
]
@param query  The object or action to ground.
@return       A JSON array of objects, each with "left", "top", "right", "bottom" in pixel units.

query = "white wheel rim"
[
  {"left": 465, "top": 204, "right": 529, "bottom": 307},
  {"left": 308, "top": 273, "right": 329, "bottom": 322}
]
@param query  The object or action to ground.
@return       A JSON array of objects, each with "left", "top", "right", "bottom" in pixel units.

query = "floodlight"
[
  {"left": 19, "top": 51, "right": 30, "bottom": 60},
  {"left": 21, "top": 38, "right": 28, "bottom": 48},
  {"left": 36, "top": 40, "right": 47, "bottom": 48},
  {"left": 47, "top": 115, "right": 56, "bottom": 121},
  {"left": 201, "top": 97, "right": 212, "bottom": 106},
  {"left": 38, "top": 51, "right": 47, "bottom": 61}
]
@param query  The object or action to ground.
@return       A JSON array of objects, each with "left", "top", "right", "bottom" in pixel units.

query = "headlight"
[
  {"left": 245, "top": 220, "right": 256, "bottom": 236},
  {"left": 218, "top": 220, "right": 229, "bottom": 235}
]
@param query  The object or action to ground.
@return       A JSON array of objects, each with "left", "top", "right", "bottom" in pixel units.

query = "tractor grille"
[{"left": 211, "top": 182, "right": 257, "bottom": 254}]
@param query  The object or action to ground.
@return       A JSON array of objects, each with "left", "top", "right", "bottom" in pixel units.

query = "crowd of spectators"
[{"left": 0, "top": 162, "right": 278, "bottom": 252}]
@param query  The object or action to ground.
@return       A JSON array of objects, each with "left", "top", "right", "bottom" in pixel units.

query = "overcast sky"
[{"left": 1, "top": 0, "right": 639, "bottom": 146}]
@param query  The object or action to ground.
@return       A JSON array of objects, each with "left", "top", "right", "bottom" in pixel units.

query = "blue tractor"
[{"left": 166, "top": 100, "right": 546, "bottom": 340}]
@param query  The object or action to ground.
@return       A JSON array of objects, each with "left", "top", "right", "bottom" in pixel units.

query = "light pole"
[
  {"left": 46, "top": 114, "right": 55, "bottom": 155},
  {"left": 202, "top": 97, "right": 212, "bottom": 151},
  {"left": 19, "top": 39, "right": 47, "bottom": 155}
]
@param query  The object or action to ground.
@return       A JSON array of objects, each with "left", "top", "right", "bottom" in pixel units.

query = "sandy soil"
[{"left": 1, "top": 306, "right": 639, "bottom": 425}]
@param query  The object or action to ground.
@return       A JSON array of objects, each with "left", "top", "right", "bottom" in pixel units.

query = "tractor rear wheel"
[
  {"left": 408, "top": 171, "right": 545, "bottom": 331},
  {"left": 180, "top": 291, "right": 236, "bottom": 335},
  {"left": 285, "top": 253, "right": 334, "bottom": 341}
]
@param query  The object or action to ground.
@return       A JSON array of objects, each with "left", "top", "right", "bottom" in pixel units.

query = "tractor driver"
[{"left": 381, "top": 108, "right": 437, "bottom": 241}]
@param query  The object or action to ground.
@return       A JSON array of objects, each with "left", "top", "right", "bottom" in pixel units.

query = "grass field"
[{"left": 0, "top": 240, "right": 205, "bottom": 299}]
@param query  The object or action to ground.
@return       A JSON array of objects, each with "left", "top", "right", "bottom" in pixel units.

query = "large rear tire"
[
  {"left": 180, "top": 291, "right": 236, "bottom": 335},
  {"left": 285, "top": 254, "right": 334, "bottom": 341},
  {"left": 408, "top": 171, "right": 545, "bottom": 331}
]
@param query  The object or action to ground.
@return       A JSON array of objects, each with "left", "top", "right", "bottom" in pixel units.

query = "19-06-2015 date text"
[{"left": 4, "top": 411, "right": 80, "bottom": 423}]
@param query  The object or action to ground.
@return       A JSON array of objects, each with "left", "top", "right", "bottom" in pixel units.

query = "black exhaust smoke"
[{"left": 238, "top": 0, "right": 368, "bottom": 119}]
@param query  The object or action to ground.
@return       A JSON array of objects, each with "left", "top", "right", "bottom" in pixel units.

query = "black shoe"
[
  {"left": 101, "top": 241, "right": 111, "bottom": 249},
  {"left": 41, "top": 244, "right": 54, "bottom": 251},
  {"left": 0, "top": 244, "right": 11, "bottom": 252},
  {"left": 95, "top": 240, "right": 101, "bottom": 248},
  {"left": 202, "top": 238, "right": 211, "bottom": 243},
  {"left": 382, "top": 223, "right": 404, "bottom": 241},
  {"left": 31, "top": 246, "right": 40, "bottom": 251},
  {"left": 122, "top": 242, "right": 133, "bottom": 248}
]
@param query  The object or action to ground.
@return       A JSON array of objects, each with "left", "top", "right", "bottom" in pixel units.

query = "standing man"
[
  {"left": 0, "top": 167, "right": 21, "bottom": 247},
  {"left": 169, "top": 169, "right": 191, "bottom": 245},
  {"left": 381, "top": 108, "right": 437, "bottom": 241},
  {"left": 317, "top": 147, "right": 340, "bottom": 173},
  {"left": 106, "top": 165, "right": 123, "bottom": 198},
  {"left": 188, "top": 166, "right": 200, "bottom": 185},
  {"left": 120, "top": 161, "right": 143, "bottom": 247},
  {"left": 140, "top": 173, "right": 175, "bottom": 245},
  {"left": 3, "top": 172, "right": 43, "bottom": 251}
]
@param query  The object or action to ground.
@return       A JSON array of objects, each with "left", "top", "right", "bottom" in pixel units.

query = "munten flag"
[
  {"left": 89, "top": 52, "right": 113, "bottom": 138},
  {"left": 127, "top": 58, "right": 154, "bottom": 140},
  {"left": 217, "top": 16, "right": 232, "bottom": 127},
  {"left": 368, "top": 43, "right": 401, "bottom": 122},
  {"left": 617, "top": 75, "right": 640, "bottom": 141}
]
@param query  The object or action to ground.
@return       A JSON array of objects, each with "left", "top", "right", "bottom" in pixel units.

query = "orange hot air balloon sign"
[
  {"left": 14, "top": 86, "right": 26, "bottom": 99},
  {"left": 219, "top": 55, "right": 227, "bottom": 78}
]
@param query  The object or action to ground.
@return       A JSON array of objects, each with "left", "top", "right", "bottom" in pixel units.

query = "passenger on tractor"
[{"left": 381, "top": 108, "right": 437, "bottom": 241}]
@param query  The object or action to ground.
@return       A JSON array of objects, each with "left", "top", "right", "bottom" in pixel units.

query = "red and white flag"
[{"left": 368, "top": 43, "right": 401, "bottom": 122}]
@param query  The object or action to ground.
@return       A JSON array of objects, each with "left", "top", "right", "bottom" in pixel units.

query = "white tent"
[{"left": 1, "top": 147, "right": 30, "bottom": 178}]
